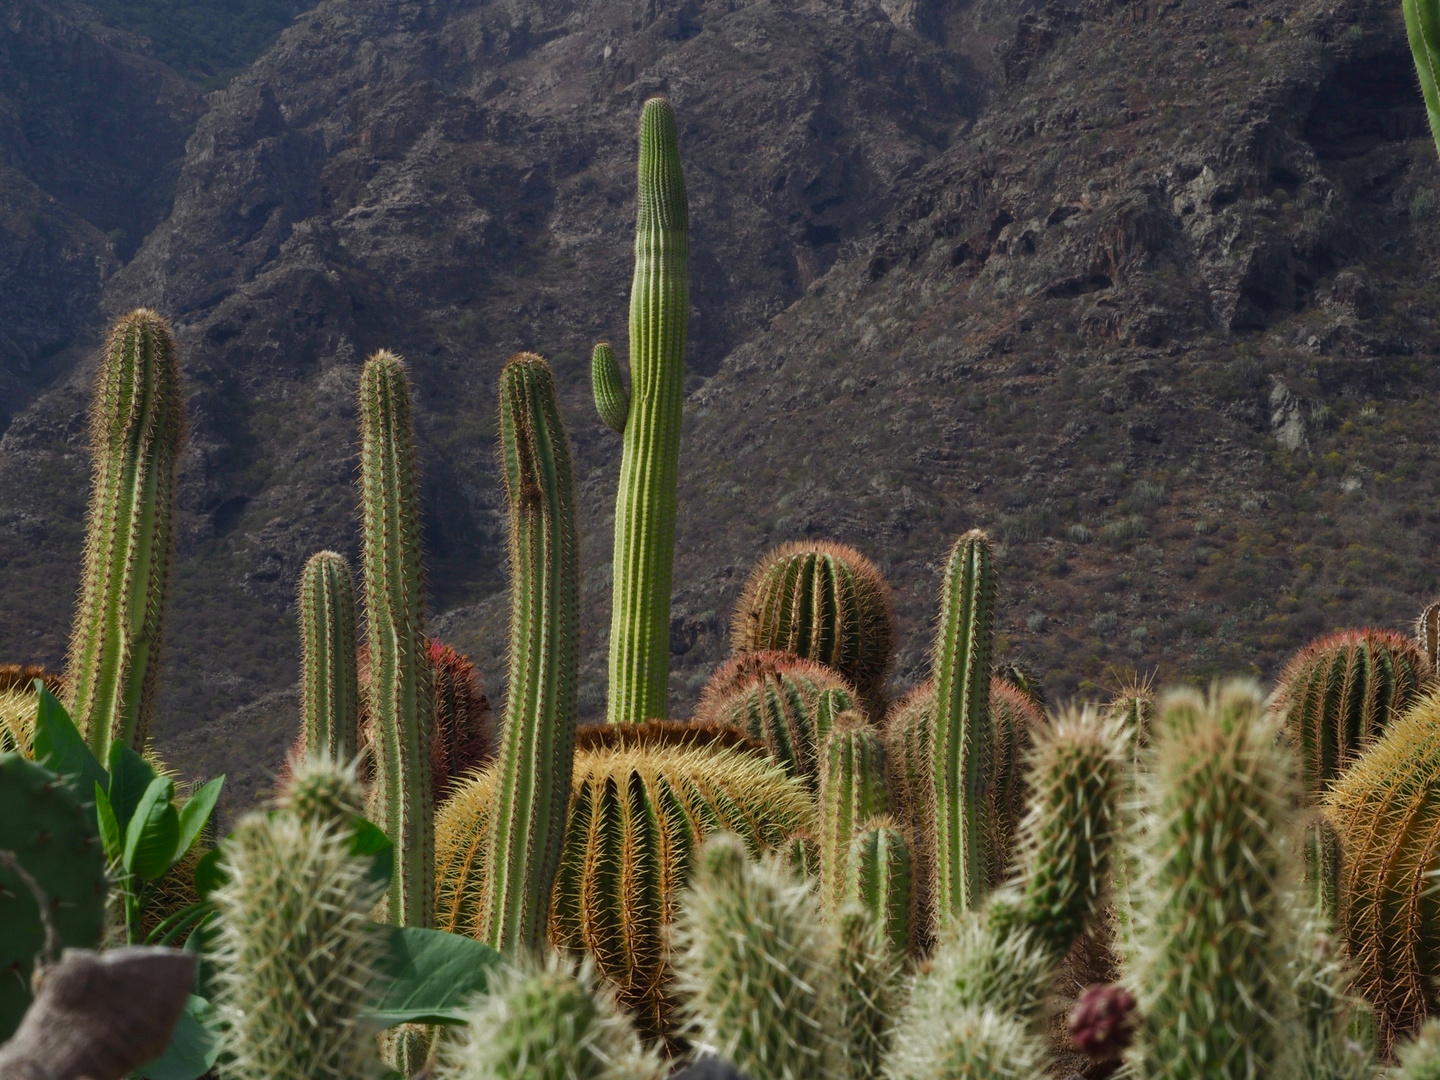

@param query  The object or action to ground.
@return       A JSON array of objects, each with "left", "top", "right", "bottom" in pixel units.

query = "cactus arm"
[
  {"left": 845, "top": 820, "right": 911, "bottom": 956},
  {"left": 299, "top": 552, "right": 361, "bottom": 762},
  {"left": 606, "top": 98, "right": 689, "bottom": 725},
  {"left": 480, "top": 353, "right": 580, "bottom": 955},
  {"left": 66, "top": 310, "right": 183, "bottom": 760},
  {"left": 358, "top": 351, "right": 433, "bottom": 930},
  {"left": 931, "top": 530, "right": 996, "bottom": 920},
  {"left": 1405, "top": 0, "right": 1440, "bottom": 162},
  {"left": 591, "top": 343, "right": 630, "bottom": 435}
]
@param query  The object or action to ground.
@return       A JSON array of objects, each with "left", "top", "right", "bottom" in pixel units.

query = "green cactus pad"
[{"left": 0, "top": 753, "right": 108, "bottom": 1040}]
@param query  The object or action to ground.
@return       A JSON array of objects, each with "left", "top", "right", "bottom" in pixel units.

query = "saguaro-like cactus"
[
  {"left": 931, "top": 530, "right": 996, "bottom": 921},
  {"left": 1325, "top": 689, "right": 1440, "bottom": 1052},
  {"left": 731, "top": 541, "right": 895, "bottom": 705},
  {"left": 695, "top": 650, "right": 859, "bottom": 789},
  {"left": 817, "top": 712, "right": 888, "bottom": 911},
  {"left": 1404, "top": 0, "right": 1440, "bottom": 160},
  {"left": 299, "top": 552, "right": 360, "bottom": 762},
  {"left": 359, "top": 350, "right": 433, "bottom": 930},
  {"left": 1128, "top": 680, "right": 1298, "bottom": 1080},
  {"left": 66, "top": 309, "right": 184, "bottom": 760},
  {"left": 479, "top": 353, "right": 580, "bottom": 955},
  {"left": 590, "top": 343, "right": 628, "bottom": 435},
  {"left": 602, "top": 98, "right": 689, "bottom": 726}
]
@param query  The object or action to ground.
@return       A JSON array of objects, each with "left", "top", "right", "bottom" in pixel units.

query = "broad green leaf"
[
  {"left": 174, "top": 777, "right": 224, "bottom": 867},
  {"left": 368, "top": 925, "right": 500, "bottom": 1026},
  {"left": 124, "top": 776, "right": 179, "bottom": 881},
  {"left": 94, "top": 783, "right": 122, "bottom": 864},
  {"left": 193, "top": 847, "right": 225, "bottom": 900},
  {"left": 107, "top": 742, "right": 157, "bottom": 832},
  {"left": 31, "top": 684, "right": 106, "bottom": 803},
  {"left": 136, "top": 995, "right": 219, "bottom": 1080},
  {"left": 351, "top": 816, "right": 393, "bottom": 890}
]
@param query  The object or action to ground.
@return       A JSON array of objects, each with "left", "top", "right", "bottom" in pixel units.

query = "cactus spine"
[
  {"left": 480, "top": 353, "right": 580, "bottom": 954},
  {"left": 210, "top": 810, "right": 386, "bottom": 1080},
  {"left": 65, "top": 309, "right": 184, "bottom": 760},
  {"left": 845, "top": 817, "right": 911, "bottom": 956},
  {"left": 604, "top": 97, "right": 689, "bottom": 726},
  {"left": 833, "top": 906, "right": 901, "bottom": 1080},
  {"left": 931, "top": 529, "right": 996, "bottom": 921},
  {"left": 358, "top": 350, "right": 433, "bottom": 930},
  {"left": 1127, "top": 680, "right": 1298, "bottom": 1080},
  {"left": 299, "top": 551, "right": 361, "bottom": 762},
  {"left": 1404, "top": 0, "right": 1440, "bottom": 160},
  {"left": 1324, "top": 689, "right": 1440, "bottom": 1052},
  {"left": 590, "top": 343, "right": 628, "bottom": 435},
  {"left": 731, "top": 541, "right": 896, "bottom": 706},
  {"left": 818, "top": 712, "right": 888, "bottom": 912}
]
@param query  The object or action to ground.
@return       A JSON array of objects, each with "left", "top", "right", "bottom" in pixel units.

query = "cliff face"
[{"left": 1, "top": 0, "right": 1438, "bottom": 806}]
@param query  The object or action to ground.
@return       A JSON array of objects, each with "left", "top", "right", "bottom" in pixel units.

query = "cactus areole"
[{"left": 605, "top": 98, "right": 689, "bottom": 725}]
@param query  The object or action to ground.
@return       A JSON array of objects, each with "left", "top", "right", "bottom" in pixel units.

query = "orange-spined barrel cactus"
[
  {"left": 1325, "top": 688, "right": 1440, "bottom": 1053},
  {"left": 695, "top": 650, "right": 860, "bottom": 790},
  {"left": 427, "top": 639, "right": 493, "bottom": 797},
  {"left": 730, "top": 541, "right": 895, "bottom": 706}
]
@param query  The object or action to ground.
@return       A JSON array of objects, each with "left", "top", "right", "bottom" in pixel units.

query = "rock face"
[{"left": 2, "top": 0, "right": 1440, "bottom": 801}]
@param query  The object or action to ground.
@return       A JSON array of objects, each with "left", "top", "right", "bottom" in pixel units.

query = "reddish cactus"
[
  {"left": 428, "top": 639, "right": 494, "bottom": 796},
  {"left": 1068, "top": 983, "right": 1137, "bottom": 1061}
]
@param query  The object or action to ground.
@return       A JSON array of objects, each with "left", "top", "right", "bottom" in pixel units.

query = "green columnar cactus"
[
  {"left": 696, "top": 650, "right": 860, "bottom": 790},
  {"left": 602, "top": 97, "right": 689, "bottom": 726},
  {"left": 479, "top": 353, "right": 580, "bottom": 955},
  {"left": 359, "top": 349, "right": 433, "bottom": 930},
  {"left": 931, "top": 529, "right": 996, "bottom": 921},
  {"left": 210, "top": 811, "right": 386, "bottom": 1080},
  {"left": 427, "top": 639, "right": 493, "bottom": 797},
  {"left": 998, "top": 704, "right": 1126, "bottom": 965},
  {"left": 299, "top": 551, "right": 361, "bottom": 762},
  {"left": 818, "top": 711, "right": 888, "bottom": 911},
  {"left": 1418, "top": 601, "right": 1440, "bottom": 672},
  {"left": 834, "top": 906, "right": 901, "bottom": 1080},
  {"left": 672, "top": 834, "right": 839, "bottom": 1079},
  {"left": 1324, "top": 689, "right": 1440, "bottom": 1053},
  {"left": 435, "top": 735, "right": 812, "bottom": 1045},
  {"left": 1127, "top": 680, "right": 1298, "bottom": 1080},
  {"left": 986, "top": 680, "right": 1042, "bottom": 887},
  {"left": 590, "top": 343, "right": 628, "bottom": 435},
  {"left": 886, "top": 685, "right": 939, "bottom": 953},
  {"left": 0, "top": 753, "right": 108, "bottom": 1040},
  {"left": 65, "top": 309, "right": 184, "bottom": 760},
  {"left": 1404, "top": 0, "right": 1440, "bottom": 160},
  {"left": 731, "top": 541, "right": 896, "bottom": 705},
  {"left": 844, "top": 816, "right": 911, "bottom": 956},
  {"left": 436, "top": 953, "right": 662, "bottom": 1080},
  {"left": 1273, "top": 628, "right": 1429, "bottom": 803}
]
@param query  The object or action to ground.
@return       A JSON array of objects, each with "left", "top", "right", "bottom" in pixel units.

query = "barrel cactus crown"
[
  {"left": 435, "top": 734, "right": 813, "bottom": 1045},
  {"left": 0, "top": 667, "right": 61, "bottom": 755},
  {"left": 1324, "top": 688, "right": 1440, "bottom": 1052},
  {"left": 1272, "top": 627, "right": 1430, "bottom": 804},
  {"left": 695, "top": 650, "right": 861, "bottom": 789},
  {"left": 730, "top": 541, "right": 895, "bottom": 704}
]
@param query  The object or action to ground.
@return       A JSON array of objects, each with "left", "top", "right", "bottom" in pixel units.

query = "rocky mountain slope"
[{"left": 1, "top": 0, "right": 1438, "bottom": 807}]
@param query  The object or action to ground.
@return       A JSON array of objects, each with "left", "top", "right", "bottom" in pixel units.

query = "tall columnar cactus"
[
  {"left": 993, "top": 703, "right": 1126, "bottom": 965},
  {"left": 358, "top": 349, "right": 433, "bottom": 930},
  {"left": 210, "top": 810, "right": 386, "bottom": 1080},
  {"left": 1404, "top": 0, "right": 1440, "bottom": 160},
  {"left": 1324, "top": 688, "right": 1440, "bottom": 1052},
  {"left": 479, "top": 353, "right": 580, "bottom": 955},
  {"left": 886, "top": 685, "right": 940, "bottom": 952},
  {"left": 671, "top": 834, "right": 839, "bottom": 1080},
  {"left": 818, "top": 711, "right": 888, "bottom": 911},
  {"left": 428, "top": 638, "right": 493, "bottom": 797},
  {"left": 845, "top": 816, "right": 912, "bottom": 956},
  {"left": 833, "top": 906, "right": 902, "bottom": 1080},
  {"left": 695, "top": 650, "right": 860, "bottom": 790},
  {"left": 298, "top": 551, "right": 360, "bottom": 762},
  {"left": 65, "top": 309, "right": 184, "bottom": 760},
  {"left": 1272, "top": 627, "right": 1429, "bottom": 804},
  {"left": 601, "top": 97, "right": 689, "bottom": 726},
  {"left": 1419, "top": 601, "right": 1440, "bottom": 672},
  {"left": 931, "top": 529, "right": 996, "bottom": 921},
  {"left": 731, "top": 541, "right": 896, "bottom": 706},
  {"left": 436, "top": 954, "right": 662, "bottom": 1080},
  {"left": 435, "top": 734, "right": 812, "bottom": 1046},
  {"left": 1127, "top": 680, "right": 1299, "bottom": 1080}
]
